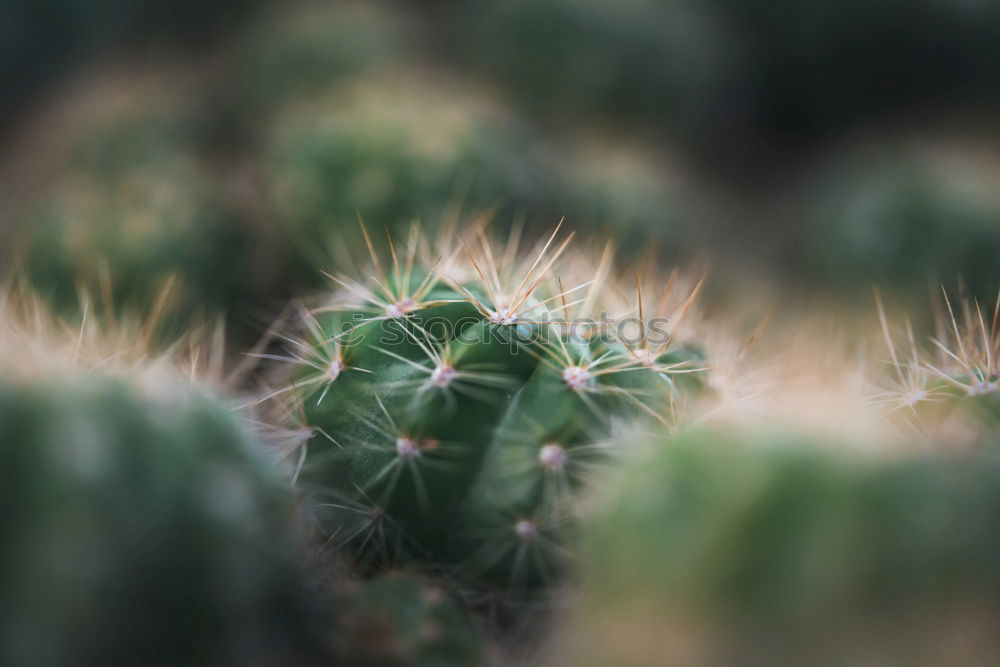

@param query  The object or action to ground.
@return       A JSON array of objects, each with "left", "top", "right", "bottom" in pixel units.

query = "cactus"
[
  {"left": 264, "top": 223, "right": 706, "bottom": 595},
  {"left": 448, "top": 0, "right": 1000, "bottom": 160},
  {"left": 0, "top": 377, "right": 328, "bottom": 667},
  {"left": 264, "top": 73, "right": 551, "bottom": 277},
  {"left": 564, "top": 428, "right": 1000, "bottom": 666},
  {"left": 263, "top": 72, "right": 688, "bottom": 285},
  {"left": 446, "top": 0, "right": 717, "bottom": 127},
  {"left": 0, "top": 286, "right": 503, "bottom": 666},
  {"left": 327, "top": 572, "right": 485, "bottom": 667},
  {"left": 876, "top": 288, "right": 999, "bottom": 432},
  {"left": 4, "top": 73, "right": 272, "bottom": 335},
  {"left": 800, "top": 151, "right": 1000, "bottom": 298},
  {"left": 0, "top": 287, "right": 332, "bottom": 666},
  {"left": 925, "top": 289, "right": 1000, "bottom": 427},
  {"left": 226, "top": 0, "right": 413, "bottom": 119}
]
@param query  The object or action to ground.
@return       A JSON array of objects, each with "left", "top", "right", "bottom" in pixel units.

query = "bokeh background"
[{"left": 3, "top": 0, "right": 1000, "bottom": 337}]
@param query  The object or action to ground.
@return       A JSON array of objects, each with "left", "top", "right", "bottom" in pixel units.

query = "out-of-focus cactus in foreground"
[{"left": 561, "top": 428, "right": 1000, "bottom": 666}]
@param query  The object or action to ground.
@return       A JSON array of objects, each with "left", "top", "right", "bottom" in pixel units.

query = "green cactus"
[
  {"left": 448, "top": 0, "right": 1000, "bottom": 160},
  {"left": 447, "top": 0, "right": 717, "bottom": 127},
  {"left": 0, "top": 377, "right": 327, "bottom": 667},
  {"left": 263, "top": 71, "right": 689, "bottom": 284},
  {"left": 226, "top": 0, "right": 413, "bottom": 119},
  {"left": 566, "top": 428, "right": 1000, "bottom": 666},
  {"left": 928, "top": 290, "right": 999, "bottom": 428},
  {"left": 264, "top": 74, "right": 550, "bottom": 275},
  {"left": 5, "top": 75, "right": 272, "bottom": 334},
  {"left": 801, "top": 151, "right": 1000, "bottom": 298},
  {"left": 327, "top": 572, "right": 485, "bottom": 667},
  {"left": 266, "top": 224, "right": 706, "bottom": 595},
  {"left": 876, "top": 288, "right": 999, "bottom": 433}
]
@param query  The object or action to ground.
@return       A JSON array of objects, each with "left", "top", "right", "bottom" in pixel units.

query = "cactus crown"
[{"left": 263, "top": 221, "right": 707, "bottom": 594}]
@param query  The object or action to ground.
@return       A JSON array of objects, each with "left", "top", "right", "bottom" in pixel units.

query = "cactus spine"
[{"left": 877, "top": 288, "right": 999, "bottom": 431}]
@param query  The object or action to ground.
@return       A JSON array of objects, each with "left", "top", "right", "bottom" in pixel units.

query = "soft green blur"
[
  {"left": 566, "top": 429, "right": 1000, "bottom": 666},
  {"left": 0, "top": 378, "right": 324, "bottom": 666}
]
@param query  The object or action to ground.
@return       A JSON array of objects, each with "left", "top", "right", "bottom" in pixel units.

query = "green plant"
[
  {"left": 265, "top": 223, "right": 706, "bottom": 596},
  {"left": 447, "top": 0, "right": 1000, "bottom": 161},
  {"left": 447, "top": 0, "right": 718, "bottom": 128},
  {"left": 0, "top": 377, "right": 326, "bottom": 667},
  {"left": 329, "top": 572, "right": 485, "bottom": 667},
  {"left": 800, "top": 152, "right": 1000, "bottom": 298},
  {"left": 6, "top": 75, "right": 271, "bottom": 333},
  {"left": 264, "top": 74, "right": 552, "bottom": 275},
  {"left": 227, "top": 0, "right": 412, "bottom": 118},
  {"left": 263, "top": 73, "right": 689, "bottom": 284},
  {"left": 876, "top": 288, "right": 999, "bottom": 432},
  {"left": 565, "top": 428, "right": 1000, "bottom": 666},
  {"left": 0, "top": 286, "right": 338, "bottom": 666}
]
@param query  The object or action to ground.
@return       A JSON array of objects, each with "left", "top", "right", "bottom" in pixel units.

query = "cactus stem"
[
  {"left": 377, "top": 331, "right": 516, "bottom": 402},
  {"left": 274, "top": 221, "right": 708, "bottom": 590}
]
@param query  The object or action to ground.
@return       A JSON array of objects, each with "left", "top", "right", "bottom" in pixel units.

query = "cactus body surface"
[
  {"left": 567, "top": 428, "right": 1000, "bottom": 666},
  {"left": 330, "top": 572, "right": 485, "bottom": 667},
  {"left": 0, "top": 378, "right": 324, "bottom": 667}
]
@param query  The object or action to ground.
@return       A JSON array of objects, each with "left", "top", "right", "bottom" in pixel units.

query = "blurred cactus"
[
  {"left": 265, "top": 223, "right": 705, "bottom": 597},
  {"left": 877, "top": 288, "right": 999, "bottom": 431},
  {"left": 329, "top": 573, "right": 485, "bottom": 667},
  {"left": 4, "top": 75, "right": 274, "bottom": 335},
  {"left": 0, "top": 378, "right": 324, "bottom": 667},
  {"left": 227, "top": 1, "right": 414, "bottom": 118},
  {"left": 564, "top": 428, "right": 1000, "bottom": 666},
  {"left": 264, "top": 74, "right": 551, "bottom": 270},
  {"left": 447, "top": 0, "right": 1000, "bottom": 161},
  {"left": 0, "top": 287, "right": 329, "bottom": 665},
  {"left": 549, "top": 139, "right": 691, "bottom": 256},
  {"left": 447, "top": 0, "right": 722, "bottom": 129},
  {"left": 264, "top": 73, "right": 688, "bottom": 282},
  {"left": 799, "top": 151, "right": 1000, "bottom": 297}
]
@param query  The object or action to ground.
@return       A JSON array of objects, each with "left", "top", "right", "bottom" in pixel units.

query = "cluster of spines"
[{"left": 875, "top": 287, "right": 999, "bottom": 429}]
